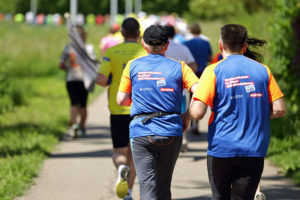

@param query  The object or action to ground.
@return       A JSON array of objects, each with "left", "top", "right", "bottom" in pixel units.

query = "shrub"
[
  {"left": 187, "top": 0, "right": 270, "bottom": 21},
  {"left": 269, "top": 0, "right": 300, "bottom": 138}
]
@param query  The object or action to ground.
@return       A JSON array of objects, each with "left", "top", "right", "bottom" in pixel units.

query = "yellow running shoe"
[{"left": 115, "top": 165, "right": 130, "bottom": 198}]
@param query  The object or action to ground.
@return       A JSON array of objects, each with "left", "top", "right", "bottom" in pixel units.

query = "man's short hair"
[
  {"left": 221, "top": 24, "right": 247, "bottom": 53},
  {"left": 121, "top": 17, "right": 140, "bottom": 38},
  {"left": 189, "top": 23, "right": 201, "bottom": 35},
  {"left": 143, "top": 25, "right": 169, "bottom": 46},
  {"left": 164, "top": 25, "right": 176, "bottom": 39}
]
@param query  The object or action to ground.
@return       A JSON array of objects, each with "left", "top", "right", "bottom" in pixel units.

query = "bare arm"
[
  {"left": 270, "top": 97, "right": 286, "bottom": 119},
  {"left": 117, "top": 91, "right": 132, "bottom": 106},
  {"left": 189, "top": 99, "right": 208, "bottom": 120},
  {"left": 187, "top": 62, "right": 198, "bottom": 73},
  {"left": 59, "top": 62, "right": 67, "bottom": 71},
  {"left": 96, "top": 73, "right": 108, "bottom": 87}
]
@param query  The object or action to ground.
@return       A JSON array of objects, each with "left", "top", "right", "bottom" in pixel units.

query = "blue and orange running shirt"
[
  {"left": 119, "top": 54, "right": 198, "bottom": 138},
  {"left": 193, "top": 55, "right": 283, "bottom": 157}
]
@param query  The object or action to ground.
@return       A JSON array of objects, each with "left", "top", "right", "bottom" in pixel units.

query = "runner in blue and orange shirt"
[
  {"left": 117, "top": 25, "right": 198, "bottom": 200},
  {"left": 189, "top": 24, "right": 286, "bottom": 200}
]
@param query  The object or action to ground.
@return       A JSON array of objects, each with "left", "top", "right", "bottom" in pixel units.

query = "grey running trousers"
[{"left": 131, "top": 135, "right": 182, "bottom": 200}]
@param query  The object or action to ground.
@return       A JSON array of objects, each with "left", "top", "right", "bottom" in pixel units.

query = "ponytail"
[{"left": 244, "top": 37, "right": 267, "bottom": 62}]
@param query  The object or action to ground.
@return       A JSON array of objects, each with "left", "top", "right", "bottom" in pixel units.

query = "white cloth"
[
  {"left": 60, "top": 44, "right": 97, "bottom": 83},
  {"left": 165, "top": 40, "right": 195, "bottom": 64}
]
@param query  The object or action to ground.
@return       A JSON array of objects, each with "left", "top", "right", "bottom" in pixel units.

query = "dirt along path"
[{"left": 18, "top": 92, "right": 300, "bottom": 200}]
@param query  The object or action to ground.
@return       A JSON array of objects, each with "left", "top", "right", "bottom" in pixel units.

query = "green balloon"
[
  {"left": 14, "top": 13, "right": 24, "bottom": 23},
  {"left": 86, "top": 14, "right": 95, "bottom": 25}
]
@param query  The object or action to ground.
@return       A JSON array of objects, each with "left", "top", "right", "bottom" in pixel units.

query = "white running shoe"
[
  {"left": 115, "top": 165, "right": 130, "bottom": 199},
  {"left": 255, "top": 192, "right": 266, "bottom": 200},
  {"left": 63, "top": 124, "right": 79, "bottom": 140}
]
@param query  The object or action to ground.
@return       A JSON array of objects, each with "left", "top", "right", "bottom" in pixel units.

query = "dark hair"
[
  {"left": 76, "top": 25, "right": 86, "bottom": 41},
  {"left": 121, "top": 17, "right": 140, "bottom": 38},
  {"left": 189, "top": 23, "right": 201, "bottom": 35},
  {"left": 164, "top": 25, "right": 176, "bottom": 38},
  {"left": 143, "top": 25, "right": 169, "bottom": 46},
  {"left": 244, "top": 37, "right": 267, "bottom": 62},
  {"left": 221, "top": 24, "right": 247, "bottom": 53}
]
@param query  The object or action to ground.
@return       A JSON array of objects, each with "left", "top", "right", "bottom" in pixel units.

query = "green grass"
[
  {"left": 268, "top": 136, "right": 300, "bottom": 185},
  {"left": 0, "top": 22, "right": 105, "bottom": 200}
]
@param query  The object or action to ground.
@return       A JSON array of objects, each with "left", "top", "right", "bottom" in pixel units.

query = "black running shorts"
[
  {"left": 110, "top": 114, "right": 132, "bottom": 148},
  {"left": 66, "top": 81, "right": 88, "bottom": 108}
]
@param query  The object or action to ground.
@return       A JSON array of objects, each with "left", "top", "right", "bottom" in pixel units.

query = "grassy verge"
[{"left": 0, "top": 22, "right": 105, "bottom": 199}]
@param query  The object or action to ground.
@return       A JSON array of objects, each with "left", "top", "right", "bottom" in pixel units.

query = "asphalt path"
[{"left": 18, "top": 91, "right": 300, "bottom": 200}]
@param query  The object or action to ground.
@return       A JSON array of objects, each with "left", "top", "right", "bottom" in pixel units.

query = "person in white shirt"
[{"left": 165, "top": 25, "right": 198, "bottom": 152}]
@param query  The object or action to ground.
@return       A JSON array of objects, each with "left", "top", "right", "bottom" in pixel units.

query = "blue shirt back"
[
  {"left": 128, "top": 54, "right": 183, "bottom": 138},
  {"left": 208, "top": 55, "right": 270, "bottom": 157},
  {"left": 184, "top": 38, "right": 212, "bottom": 74}
]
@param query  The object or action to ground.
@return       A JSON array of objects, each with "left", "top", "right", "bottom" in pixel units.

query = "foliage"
[
  {"left": 187, "top": 0, "right": 270, "bottom": 21},
  {"left": 268, "top": 137, "right": 300, "bottom": 185},
  {"left": 0, "top": 0, "right": 270, "bottom": 17},
  {"left": 268, "top": 0, "right": 300, "bottom": 138}
]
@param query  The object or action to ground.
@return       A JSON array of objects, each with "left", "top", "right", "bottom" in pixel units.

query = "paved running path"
[{"left": 18, "top": 92, "right": 300, "bottom": 200}]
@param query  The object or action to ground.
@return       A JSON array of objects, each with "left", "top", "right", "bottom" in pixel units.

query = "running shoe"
[
  {"left": 71, "top": 124, "right": 79, "bottom": 138},
  {"left": 255, "top": 192, "right": 266, "bottom": 200},
  {"left": 64, "top": 124, "right": 79, "bottom": 139},
  {"left": 115, "top": 165, "right": 130, "bottom": 199},
  {"left": 123, "top": 193, "right": 133, "bottom": 200},
  {"left": 79, "top": 126, "right": 86, "bottom": 137}
]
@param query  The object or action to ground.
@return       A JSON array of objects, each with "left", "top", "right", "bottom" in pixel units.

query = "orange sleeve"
[
  {"left": 265, "top": 66, "right": 284, "bottom": 102},
  {"left": 193, "top": 64, "right": 216, "bottom": 108},
  {"left": 181, "top": 61, "right": 199, "bottom": 91},
  {"left": 118, "top": 61, "right": 132, "bottom": 93}
]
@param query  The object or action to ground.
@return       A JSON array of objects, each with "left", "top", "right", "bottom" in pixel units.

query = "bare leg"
[
  {"left": 70, "top": 105, "right": 79, "bottom": 125},
  {"left": 127, "top": 145, "right": 136, "bottom": 190},
  {"left": 112, "top": 146, "right": 136, "bottom": 190},
  {"left": 79, "top": 107, "right": 87, "bottom": 128}
]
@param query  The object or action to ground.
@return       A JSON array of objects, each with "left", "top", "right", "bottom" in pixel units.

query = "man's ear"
[
  {"left": 142, "top": 40, "right": 151, "bottom": 53},
  {"left": 164, "top": 41, "right": 170, "bottom": 51},
  {"left": 241, "top": 43, "right": 248, "bottom": 54},
  {"left": 219, "top": 40, "right": 223, "bottom": 52}
]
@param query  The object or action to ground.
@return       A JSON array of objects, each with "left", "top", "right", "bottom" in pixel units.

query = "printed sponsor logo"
[
  {"left": 250, "top": 93, "right": 263, "bottom": 97},
  {"left": 138, "top": 71, "right": 164, "bottom": 81},
  {"left": 156, "top": 79, "right": 166, "bottom": 87},
  {"left": 160, "top": 88, "right": 174, "bottom": 92},
  {"left": 245, "top": 84, "right": 255, "bottom": 93},
  {"left": 230, "top": 94, "right": 243, "bottom": 99},
  {"left": 140, "top": 88, "right": 153, "bottom": 91},
  {"left": 224, "top": 75, "right": 253, "bottom": 88}
]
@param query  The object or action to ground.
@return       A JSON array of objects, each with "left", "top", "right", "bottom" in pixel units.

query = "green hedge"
[
  {"left": 267, "top": 0, "right": 300, "bottom": 185},
  {"left": 269, "top": 0, "right": 300, "bottom": 138}
]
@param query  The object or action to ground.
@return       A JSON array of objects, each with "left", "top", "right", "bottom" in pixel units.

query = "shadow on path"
[
  {"left": 50, "top": 149, "right": 112, "bottom": 158},
  {"left": 174, "top": 196, "right": 210, "bottom": 200}
]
